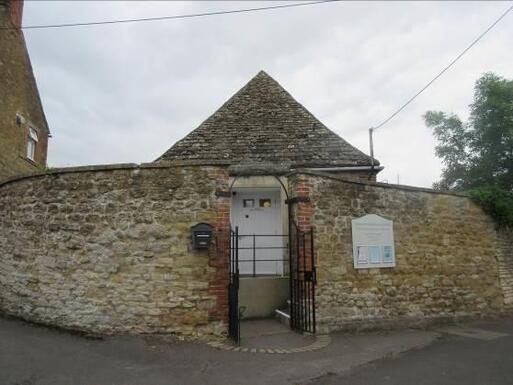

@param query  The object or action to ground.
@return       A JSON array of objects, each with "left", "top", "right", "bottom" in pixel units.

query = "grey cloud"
[{"left": 23, "top": 1, "right": 513, "bottom": 186}]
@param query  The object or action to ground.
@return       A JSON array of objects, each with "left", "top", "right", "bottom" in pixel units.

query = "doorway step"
[
  {"left": 207, "top": 318, "right": 330, "bottom": 354},
  {"left": 275, "top": 300, "right": 291, "bottom": 326},
  {"left": 274, "top": 297, "right": 315, "bottom": 329}
]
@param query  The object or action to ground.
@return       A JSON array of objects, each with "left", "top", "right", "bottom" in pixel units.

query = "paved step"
[{"left": 275, "top": 309, "right": 290, "bottom": 327}]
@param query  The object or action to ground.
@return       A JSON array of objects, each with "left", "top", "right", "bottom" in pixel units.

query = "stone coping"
[
  {"left": 0, "top": 160, "right": 231, "bottom": 188},
  {"left": 291, "top": 169, "right": 469, "bottom": 198},
  {"left": 0, "top": 161, "right": 467, "bottom": 199},
  {"left": 227, "top": 162, "right": 292, "bottom": 176}
]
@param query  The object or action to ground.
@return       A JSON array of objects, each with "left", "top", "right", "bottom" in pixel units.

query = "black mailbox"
[{"left": 191, "top": 223, "right": 214, "bottom": 249}]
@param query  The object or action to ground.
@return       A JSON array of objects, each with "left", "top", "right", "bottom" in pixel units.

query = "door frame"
[
  {"left": 226, "top": 175, "right": 317, "bottom": 339},
  {"left": 230, "top": 187, "right": 285, "bottom": 276}
]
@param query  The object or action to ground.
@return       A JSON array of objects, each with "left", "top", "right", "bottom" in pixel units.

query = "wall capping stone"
[
  {"left": 227, "top": 162, "right": 291, "bottom": 176},
  {"left": 2, "top": 164, "right": 468, "bottom": 199},
  {"left": 291, "top": 169, "right": 469, "bottom": 198},
  {"left": 0, "top": 161, "right": 231, "bottom": 188}
]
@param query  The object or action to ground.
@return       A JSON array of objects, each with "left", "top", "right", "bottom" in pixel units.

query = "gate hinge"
[{"left": 285, "top": 196, "right": 311, "bottom": 204}]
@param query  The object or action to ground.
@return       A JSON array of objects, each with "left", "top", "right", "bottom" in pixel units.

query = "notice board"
[{"left": 351, "top": 214, "right": 395, "bottom": 269}]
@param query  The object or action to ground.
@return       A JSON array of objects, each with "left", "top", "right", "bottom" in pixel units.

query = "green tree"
[{"left": 424, "top": 72, "right": 513, "bottom": 226}]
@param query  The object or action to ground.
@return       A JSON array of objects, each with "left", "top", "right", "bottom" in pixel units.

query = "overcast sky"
[{"left": 23, "top": 1, "right": 513, "bottom": 187}]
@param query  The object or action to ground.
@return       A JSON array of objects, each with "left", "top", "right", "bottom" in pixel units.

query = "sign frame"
[{"left": 351, "top": 214, "right": 396, "bottom": 269}]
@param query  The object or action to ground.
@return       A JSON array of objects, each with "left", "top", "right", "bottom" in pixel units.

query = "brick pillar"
[
  {"left": 295, "top": 175, "right": 314, "bottom": 232},
  {"left": 289, "top": 174, "right": 316, "bottom": 272},
  {"left": 208, "top": 168, "right": 230, "bottom": 324}
]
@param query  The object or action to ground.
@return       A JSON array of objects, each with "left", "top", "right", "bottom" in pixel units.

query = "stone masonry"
[
  {"left": 0, "top": 164, "right": 511, "bottom": 340},
  {"left": 291, "top": 171, "right": 506, "bottom": 332},
  {"left": 0, "top": 163, "right": 228, "bottom": 339},
  {"left": 497, "top": 228, "right": 513, "bottom": 309}
]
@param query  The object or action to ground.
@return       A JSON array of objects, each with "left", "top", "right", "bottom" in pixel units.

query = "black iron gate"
[
  {"left": 289, "top": 225, "right": 316, "bottom": 334},
  {"left": 228, "top": 226, "right": 240, "bottom": 343},
  {"left": 227, "top": 224, "right": 316, "bottom": 341}
]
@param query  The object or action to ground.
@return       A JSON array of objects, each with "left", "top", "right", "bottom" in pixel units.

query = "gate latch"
[{"left": 304, "top": 270, "right": 317, "bottom": 283}]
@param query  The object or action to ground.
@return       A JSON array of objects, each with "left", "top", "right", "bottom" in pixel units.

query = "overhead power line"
[
  {"left": 371, "top": 2, "right": 513, "bottom": 132},
  {"left": 0, "top": 0, "right": 340, "bottom": 30}
]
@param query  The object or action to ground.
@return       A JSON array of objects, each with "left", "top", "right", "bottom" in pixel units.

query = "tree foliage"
[
  {"left": 468, "top": 186, "right": 513, "bottom": 227},
  {"left": 424, "top": 73, "right": 513, "bottom": 226}
]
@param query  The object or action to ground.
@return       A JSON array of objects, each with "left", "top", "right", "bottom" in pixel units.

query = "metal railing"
[{"left": 236, "top": 234, "right": 289, "bottom": 277}]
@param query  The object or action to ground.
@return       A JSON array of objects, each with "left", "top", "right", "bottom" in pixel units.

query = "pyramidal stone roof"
[{"left": 157, "top": 71, "right": 378, "bottom": 169}]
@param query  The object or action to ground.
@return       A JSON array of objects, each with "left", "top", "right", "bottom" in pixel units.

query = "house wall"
[
  {"left": 0, "top": 0, "right": 49, "bottom": 181},
  {"left": 0, "top": 164, "right": 229, "bottom": 339},
  {"left": 291, "top": 172, "right": 505, "bottom": 332}
]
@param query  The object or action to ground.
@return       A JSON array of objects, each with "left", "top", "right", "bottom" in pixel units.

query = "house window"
[
  {"left": 259, "top": 199, "right": 272, "bottom": 208},
  {"left": 26, "top": 127, "right": 38, "bottom": 161}
]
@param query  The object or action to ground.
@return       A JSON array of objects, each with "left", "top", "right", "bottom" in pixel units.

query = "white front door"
[{"left": 231, "top": 188, "right": 283, "bottom": 276}]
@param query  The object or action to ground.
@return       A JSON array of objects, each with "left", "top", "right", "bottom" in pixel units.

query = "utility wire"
[
  {"left": 0, "top": 0, "right": 340, "bottom": 30},
  {"left": 371, "top": 2, "right": 513, "bottom": 131}
]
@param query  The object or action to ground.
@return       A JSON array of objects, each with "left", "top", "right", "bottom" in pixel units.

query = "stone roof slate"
[{"left": 157, "top": 71, "right": 378, "bottom": 168}]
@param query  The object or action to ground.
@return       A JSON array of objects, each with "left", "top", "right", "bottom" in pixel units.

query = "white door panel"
[{"left": 231, "top": 189, "right": 283, "bottom": 275}]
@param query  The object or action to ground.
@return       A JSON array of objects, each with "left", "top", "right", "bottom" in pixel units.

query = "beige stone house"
[
  {"left": 0, "top": 69, "right": 511, "bottom": 341},
  {"left": 0, "top": 0, "right": 50, "bottom": 181}
]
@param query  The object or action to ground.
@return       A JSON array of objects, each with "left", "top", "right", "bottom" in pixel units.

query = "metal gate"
[
  {"left": 228, "top": 227, "right": 240, "bottom": 343},
  {"left": 228, "top": 224, "right": 316, "bottom": 340},
  {"left": 289, "top": 225, "right": 316, "bottom": 334}
]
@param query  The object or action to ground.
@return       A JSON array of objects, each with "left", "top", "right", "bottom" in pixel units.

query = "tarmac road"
[
  {"left": 305, "top": 319, "right": 513, "bottom": 385},
  {"left": 0, "top": 315, "right": 435, "bottom": 385},
  {"left": 1, "top": 314, "right": 511, "bottom": 385}
]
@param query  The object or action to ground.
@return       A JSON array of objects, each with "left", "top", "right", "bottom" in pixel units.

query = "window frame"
[{"left": 26, "top": 126, "right": 38, "bottom": 161}]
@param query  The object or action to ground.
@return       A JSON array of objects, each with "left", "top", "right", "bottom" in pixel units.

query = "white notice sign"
[{"left": 352, "top": 214, "right": 395, "bottom": 269}]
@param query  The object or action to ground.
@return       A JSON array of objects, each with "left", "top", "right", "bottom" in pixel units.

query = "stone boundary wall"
[
  {"left": 0, "top": 163, "right": 228, "bottom": 339},
  {"left": 497, "top": 228, "right": 513, "bottom": 309},
  {"left": 295, "top": 172, "right": 504, "bottom": 332},
  {"left": 1, "top": 164, "right": 508, "bottom": 339}
]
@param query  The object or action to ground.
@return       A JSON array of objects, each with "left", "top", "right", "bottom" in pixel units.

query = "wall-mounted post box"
[{"left": 191, "top": 223, "right": 214, "bottom": 249}]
